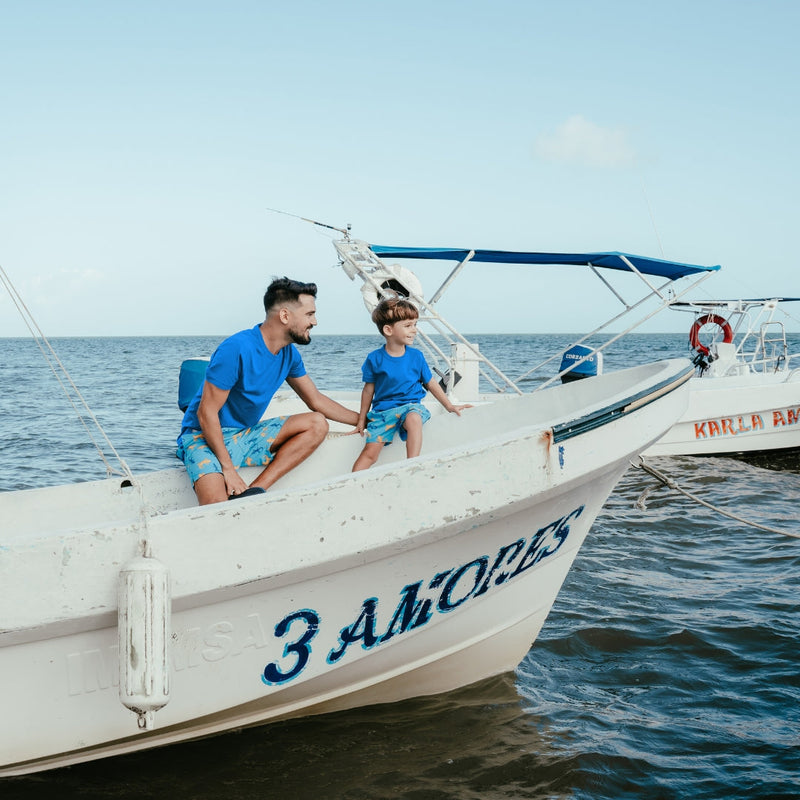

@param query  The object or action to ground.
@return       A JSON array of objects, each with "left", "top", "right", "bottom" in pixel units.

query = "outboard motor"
[
  {"left": 178, "top": 358, "right": 209, "bottom": 411},
  {"left": 559, "top": 345, "right": 603, "bottom": 383}
]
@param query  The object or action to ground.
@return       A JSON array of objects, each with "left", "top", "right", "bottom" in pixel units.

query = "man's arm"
[
  {"left": 197, "top": 381, "right": 249, "bottom": 496},
  {"left": 286, "top": 374, "right": 359, "bottom": 426}
]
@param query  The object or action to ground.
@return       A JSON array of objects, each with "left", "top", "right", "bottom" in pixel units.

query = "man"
[{"left": 177, "top": 277, "right": 358, "bottom": 505}]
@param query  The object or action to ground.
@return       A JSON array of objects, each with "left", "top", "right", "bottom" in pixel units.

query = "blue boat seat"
[{"left": 178, "top": 358, "right": 210, "bottom": 411}]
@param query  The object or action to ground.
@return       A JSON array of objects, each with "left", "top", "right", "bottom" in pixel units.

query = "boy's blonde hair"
[{"left": 371, "top": 298, "right": 419, "bottom": 334}]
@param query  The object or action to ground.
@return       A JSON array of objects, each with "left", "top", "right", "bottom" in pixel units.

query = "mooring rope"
[{"left": 630, "top": 457, "right": 800, "bottom": 540}]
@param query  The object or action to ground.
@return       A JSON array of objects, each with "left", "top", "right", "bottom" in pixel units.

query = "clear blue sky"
[{"left": 2, "top": 0, "right": 798, "bottom": 337}]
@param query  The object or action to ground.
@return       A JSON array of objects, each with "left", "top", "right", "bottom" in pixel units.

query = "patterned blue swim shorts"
[
  {"left": 364, "top": 402, "right": 431, "bottom": 444},
  {"left": 176, "top": 416, "right": 288, "bottom": 484}
]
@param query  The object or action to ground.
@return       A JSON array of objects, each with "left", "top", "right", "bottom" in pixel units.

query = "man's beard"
[{"left": 288, "top": 327, "right": 311, "bottom": 345}]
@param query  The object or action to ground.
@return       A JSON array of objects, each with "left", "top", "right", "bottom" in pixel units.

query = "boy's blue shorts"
[
  {"left": 365, "top": 402, "right": 431, "bottom": 445},
  {"left": 176, "top": 416, "right": 288, "bottom": 484}
]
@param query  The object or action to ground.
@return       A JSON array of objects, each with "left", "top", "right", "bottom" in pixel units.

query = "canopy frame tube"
[{"left": 335, "top": 238, "right": 720, "bottom": 395}]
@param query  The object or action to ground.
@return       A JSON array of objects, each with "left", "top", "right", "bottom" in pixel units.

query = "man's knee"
[
  {"left": 308, "top": 411, "right": 329, "bottom": 442},
  {"left": 194, "top": 472, "right": 227, "bottom": 505},
  {"left": 294, "top": 411, "right": 328, "bottom": 449}
]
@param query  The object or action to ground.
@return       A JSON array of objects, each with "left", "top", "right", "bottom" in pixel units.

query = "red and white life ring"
[{"left": 689, "top": 314, "right": 733, "bottom": 356}]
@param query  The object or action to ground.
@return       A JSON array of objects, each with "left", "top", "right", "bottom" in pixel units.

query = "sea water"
[{"left": 1, "top": 334, "right": 798, "bottom": 800}]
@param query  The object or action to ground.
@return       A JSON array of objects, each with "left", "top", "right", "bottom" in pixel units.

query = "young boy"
[{"left": 352, "top": 297, "right": 470, "bottom": 471}]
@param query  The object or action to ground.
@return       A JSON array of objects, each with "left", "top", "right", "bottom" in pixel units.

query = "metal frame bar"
[
  {"left": 429, "top": 250, "right": 475, "bottom": 306},
  {"left": 334, "top": 238, "right": 719, "bottom": 397}
]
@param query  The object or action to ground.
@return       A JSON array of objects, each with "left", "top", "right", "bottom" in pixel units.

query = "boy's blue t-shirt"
[
  {"left": 180, "top": 324, "right": 306, "bottom": 436},
  {"left": 362, "top": 345, "right": 432, "bottom": 412}
]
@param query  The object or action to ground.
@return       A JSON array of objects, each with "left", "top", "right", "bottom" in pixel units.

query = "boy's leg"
[
  {"left": 403, "top": 412, "right": 423, "bottom": 458},
  {"left": 353, "top": 441, "right": 383, "bottom": 471}
]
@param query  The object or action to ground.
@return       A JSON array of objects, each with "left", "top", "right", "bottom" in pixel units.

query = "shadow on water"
[
  {"left": 3, "top": 675, "right": 579, "bottom": 800},
  {"left": 729, "top": 448, "right": 800, "bottom": 474}
]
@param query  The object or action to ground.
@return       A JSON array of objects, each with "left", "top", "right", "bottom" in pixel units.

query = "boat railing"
[
  {"left": 755, "top": 321, "right": 789, "bottom": 372},
  {"left": 729, "top": 320, "right": 790, "bottom": 374},
  {"left": 334, "top": 236, "right": 718, "bottom": 397},
  {"left": 684, "top": 301, "right": 795, "bottom": 376},
  {"left": 414, "top": 311, "right": 521, "bottom": 395},
  {"left": 333, "top": 238, "right": 523, "bottom": 397}
]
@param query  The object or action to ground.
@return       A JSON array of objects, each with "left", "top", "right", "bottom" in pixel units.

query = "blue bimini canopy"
[
  {"left": 368, "top": 246, "right": 721, "bottom": 281},
  {"left": 671, "top": 298, "right": 800, "bottom": 306}
]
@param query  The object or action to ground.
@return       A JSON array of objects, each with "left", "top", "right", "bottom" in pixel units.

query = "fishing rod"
[{"left": 266, "top": 207, "right": 351, "bottom": 238}]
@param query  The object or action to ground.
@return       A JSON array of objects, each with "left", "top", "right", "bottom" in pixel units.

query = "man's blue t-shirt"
[
  {"left": 362, "top": 345, "right": 432, "bottom": 412},
  {"left": 180, "top": 324, "right": 306, "bottom": 436}
]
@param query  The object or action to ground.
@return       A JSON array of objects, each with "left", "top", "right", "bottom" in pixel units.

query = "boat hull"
[
  {"left": 644, "top": 371, "right": 800, "bottom": 456},
  {"left": 1, "top": 359, "right": 692, "bottom": 776},
  {"left": 4, "top": 488, "right": 599, "bottom": 774}
]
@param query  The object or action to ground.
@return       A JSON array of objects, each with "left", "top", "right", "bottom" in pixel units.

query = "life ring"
[
  {"left": 361, "top": 264, "right": 424, "bottom": 313},
  {"left": 689, "top": 313, "right": 733, "bottom": 356}
]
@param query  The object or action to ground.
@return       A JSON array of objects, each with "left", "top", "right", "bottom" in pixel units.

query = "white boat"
[
  {"left": 0, "top": 235, "right": 717, "bottom": 776},
  {"left": 644, "top": 298, "right": 800, "bottom": 457}
]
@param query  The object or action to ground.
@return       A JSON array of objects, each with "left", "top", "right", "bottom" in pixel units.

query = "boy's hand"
[
  {"left": 448, "top": 404, "right": 472, "bottom": 416},
  {"left": 349, "top": 416, "right": 368, "bottom": 436}
]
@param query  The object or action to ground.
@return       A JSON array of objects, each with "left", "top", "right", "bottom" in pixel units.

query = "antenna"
[
  {"left": 639, "top": 175, "right": 664, "bottom": 258},
  {"left": 266, "top": 207, "right": 350, "bottom": 238}
]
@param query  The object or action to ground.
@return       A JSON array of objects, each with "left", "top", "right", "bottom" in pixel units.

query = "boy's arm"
[
  {"left": 424, "top": 377, "right": 472, "bottom": 415},
  {"left": 356, "top": 383, "right": 375, "bottom": 433}
]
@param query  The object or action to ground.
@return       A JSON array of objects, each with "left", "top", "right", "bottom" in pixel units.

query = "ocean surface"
[{"left": 1, "top": 333, "right": 799, "bottom": 800}]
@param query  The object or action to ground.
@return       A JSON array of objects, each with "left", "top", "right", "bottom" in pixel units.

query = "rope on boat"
[
  {"left": 0, "top": 264, "right": 136, "bottom": 484},
  {"left": 2, "top": 265, "right": 159, "bottom": 613},
  {"left": 630, "top": 457, "right": 800, "bottom": 540}
]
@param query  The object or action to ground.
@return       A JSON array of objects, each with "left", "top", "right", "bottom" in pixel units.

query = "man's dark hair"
[
  {"left": 371, "top": 298, "right": 419, "bottom": 333},
  {"left": 264, "top": 277, "right": 318, "bottom": 313}
]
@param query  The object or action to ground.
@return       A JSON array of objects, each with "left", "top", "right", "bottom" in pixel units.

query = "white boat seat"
[{"left": 708, "top": 342, "right": 747, "bottom": 377}]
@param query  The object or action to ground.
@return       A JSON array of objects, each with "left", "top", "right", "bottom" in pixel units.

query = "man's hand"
[{"left": 222, "top": 465, "right": 248, "bottom": 497}]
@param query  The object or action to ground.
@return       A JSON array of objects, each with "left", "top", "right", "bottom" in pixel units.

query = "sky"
[{"left": 1, "top": 0, "right": 799, "bottom": 338}]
